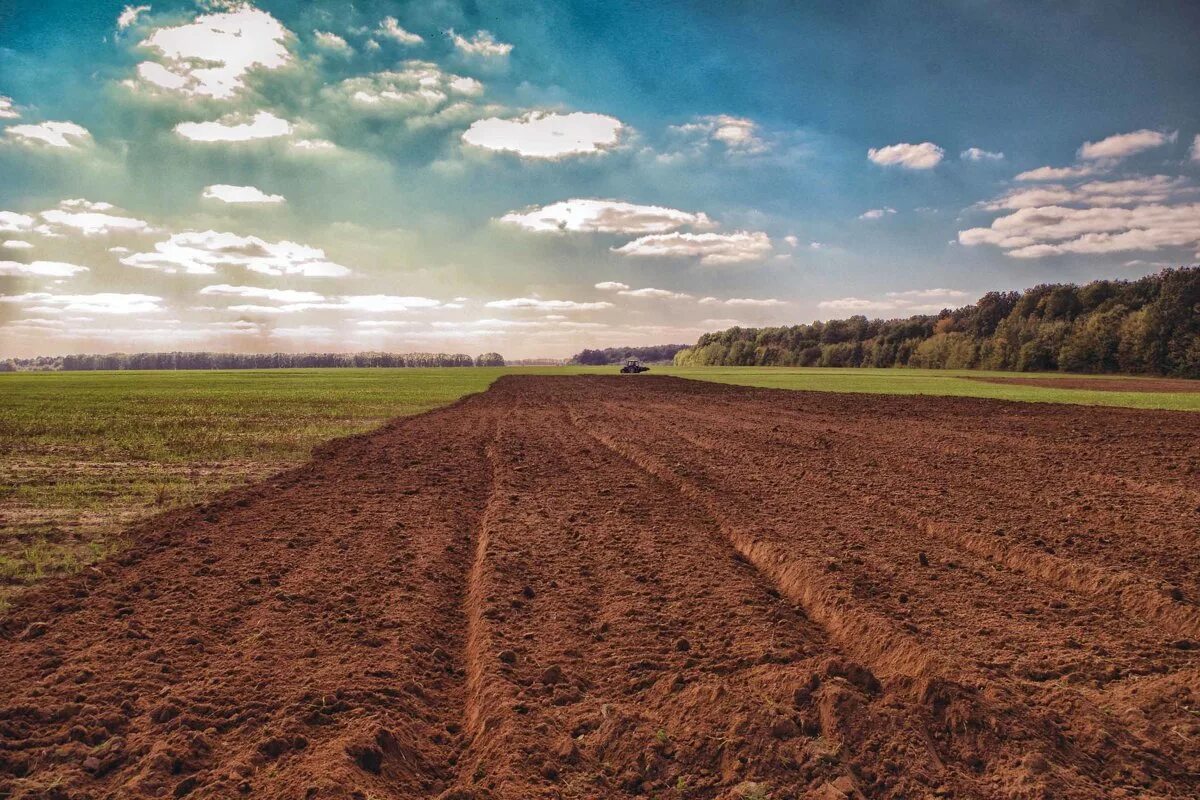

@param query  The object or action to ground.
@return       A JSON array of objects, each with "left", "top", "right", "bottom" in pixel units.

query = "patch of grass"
[{"left": 659, "top": 366, "right": 1200, "bottom": 412}]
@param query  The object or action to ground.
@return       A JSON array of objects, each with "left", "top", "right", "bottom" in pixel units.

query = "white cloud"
[
  {"left": 617, "top": 287, "right": 694, "bottom": 300},
  {"left": 594, "top": 281, "right": 630, "bottom": 291},
  {"left": 199, "top": 284, "right": 324, "bottom": 303},
  {"left": 1014, "top": 164, "right": 1104, "bottom": 182},
  {"left": 0, "top": 292, "right": 163, "bottom": 314},
  {"left": 121, "top": 230, "right": 351, "bottom": 276},
  {"left": 134, "top": 5, "right": 291, "bottom": 99},
  {"left": 698, "top": 296, "right": 786, "bottom": 307},
  {"left": 117, "top": 5, "right": 150, "bottom": 30},
  {"left": 500, "top": 199, "right": 713, "bottom": 234},
  {"left": 958, "top": 203, "right": 1200, "bottom": 258},
  {"left": 378, "top": 17, "right": 423, "bottom": 45},
  {"left": 175, "top": 111, "right": 293, "bottom": 142},
  {"left": 313, "top": 31, "right": 351, "bottom": 53},
  {"left": 669, "top": 115, "right": 767, "bottom": 155},
  {"left": 783, "top": 235, "right": 799, "bottom": 247},
  {"left": 612, "top": 231, "right": 772, "bottom": 266},
  {"left": 1078, "top": 129, "right": 1176, "bottom": 161},
  {"left": 960, "top": 147, "right": 1004, "bottom": 162},
  {"left": 1191, "top": 134, "right": 1200, "bottom": 162},
  {"left": 982, "top": 176, "right": 1190, "bottom": 210},
  {"left": 0, "top": 260, "right": 89, "bottom": 277},
  {"left": 4, "top": 121, "right": 91, "bottom": 149},
  {"left": 202, "top": 184, "right": 286, "bottom": 204},
  {"left": 2, "top": 240, "right": 33, "bottom": 249},
  {"left": 447, "top": 29, "right": 512, "bottom": 57},
  {"left": 859, "top": 207, "right": 897, "bottom": 220},
  {"left": 331, "top": 62, "right": 482, "bottom": 117},
  {"left": 463, "top": 111, "right": 624, "bottom": 158},
  {"left": 884, "top": 288, "right": 969, "bottom": 300},
  {"left": 39, "top": 200, "right": 151, "bottom": 235},
  {"left": 485, "top": 297, "right": 614, "bottom": 311},
  {"left": 868, "top": 141, "right": 944, "bottom": 169},
  {"left": 290, "top": 138, "right": 337, "bottom": 152},
  {"left": 0, "top": 96, "right": 18, "bottom": 119},
  {"left": 0, "top": 212, "right": 35, "bottom": 233}
]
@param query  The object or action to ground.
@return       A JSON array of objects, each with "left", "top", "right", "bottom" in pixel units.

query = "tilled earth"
[{"left": 1, "top": 376, "right": 1198, "bottom": 800}]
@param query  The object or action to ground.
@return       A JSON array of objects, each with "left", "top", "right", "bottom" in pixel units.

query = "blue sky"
[{"left": 1, "top": 0, "right": 1198, "bottom": 357}]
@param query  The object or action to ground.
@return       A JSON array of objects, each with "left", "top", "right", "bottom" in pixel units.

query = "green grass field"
[
  {"left": 659, "top": 366, "right": 1200, "bottom": 412},
  {"left": 1, "top": 365, "right": 1196, "bottom": 606}
]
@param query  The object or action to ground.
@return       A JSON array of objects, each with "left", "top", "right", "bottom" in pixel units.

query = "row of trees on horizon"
[
  {"left": 1, "top": 351, "right": 507, "bottom": 372},
  {"left": 571, "top": 345, "right": 690, "bottom": 365},
  {"left": 674, "top": 267, "right": 1200, "bottom": 378}
]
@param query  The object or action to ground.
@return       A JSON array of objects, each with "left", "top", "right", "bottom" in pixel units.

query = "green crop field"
[
  {"left": 659, "top": 366, "right": 1200, "bottom": 412},
  {"left": 1, "top": 365, "right": 1196, "bottom": 607}
]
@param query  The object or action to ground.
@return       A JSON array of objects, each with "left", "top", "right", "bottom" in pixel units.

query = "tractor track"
[{"left": 1, "top": 375, "right": 1198, "bottom": 799}]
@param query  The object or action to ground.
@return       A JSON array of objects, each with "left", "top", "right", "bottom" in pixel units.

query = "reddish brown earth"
[
  {"left": 968, "top": 376, "right": 1200, "bottom": 393},
  {"left": 2, "top": 376, "right": 1199, "bottom": 800}
]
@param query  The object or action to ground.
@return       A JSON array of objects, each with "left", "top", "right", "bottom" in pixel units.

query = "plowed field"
[{"left": 2, "top": 376, "right": 1198, "bottom": 799}]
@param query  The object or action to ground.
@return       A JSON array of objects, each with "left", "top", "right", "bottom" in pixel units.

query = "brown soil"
[
  {"left": 1, "top": 376, "right": 1198, "bottom": 800},
  {"left": 968, "top": 376, "right": 1200, "bottom": 393}
]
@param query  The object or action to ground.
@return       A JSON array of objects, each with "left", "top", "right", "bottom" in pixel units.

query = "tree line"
[
  {"left": 1, "top": 351, "right": 507, "bottom": 372},
  {"left": 673, "top": 267, "right": 1200, "bottom": 378},
  {"left": 571, "top": 344, "right": 690, "bottom": 365}
]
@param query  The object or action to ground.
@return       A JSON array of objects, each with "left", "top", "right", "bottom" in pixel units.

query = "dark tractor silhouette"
[{"left": 620, "top": 358, "right": 650, "bottom": 374}]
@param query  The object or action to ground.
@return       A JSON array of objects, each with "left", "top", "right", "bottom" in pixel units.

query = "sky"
[{"left": 1, "top": 0, "right": 1198, "bottom": 359}]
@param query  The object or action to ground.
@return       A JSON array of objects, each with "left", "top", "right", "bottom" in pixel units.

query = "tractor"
[{"left": 620, "top": 358, "right": 650, "bottom": 374}]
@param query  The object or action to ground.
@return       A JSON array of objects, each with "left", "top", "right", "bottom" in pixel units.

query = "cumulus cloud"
[
  {"left": 885, "top": 288, "right": 969, "bottom": 300},
  {"left": 0, "top": 292, "right": 163, "bottom": 314},
  {"left": 612, "top": 231, "right": 772, "bottom": 266},
  {"left": 669, "top": 115, "right": 767, "bottom": 155},
  {"left": 121, "top": 230, "right": 350, "bottom": 276},
  {"left": 961, "top": 147, "right": 1004, "bottom": 161},
  {"left": 199, "top": 284, "right": 324, "bottom": 303},
  {"left": 378, "top": 17, "right": 423, "bottom": 45},
  {"left": 0, "top": 260, "right": 90, "bottom": 277},
  {"left": 4, "top": 121, "right": 91, "bottom": 149},
  {"left": 698, "top": 296, "right": 786, "bottom": 307},
  {"left": 594, "top": 281, "right": 630, "bottom": 291},
  {"left": 117, "top": 4, "right": 150, "bottom": 30},
  {"left": 202, "top": 184, "right": 286, "bottom": 204},
  {"left": 981, "top": 176, "right": 1191, "bottom": 211},
  {"left": 867, "top": 141, "right": 944, "bottom": 169},
  {"left": 1078, "top": 129, "right": 1176, "bottom": 161},
  {"left": 959, "top": 203, "right": 1200, "bottom": 258},
  {"left": 859, "top": 207, "right": 896, "bottom": 220},
  {"left": 1014, "top": 164, "right": 1104, "bottom": 182},
  {"left": 2, "top": 240, "right": 33, "bottom": 249},
  {"left": 0, "top": 96, "right": 18, "bottom": 119},
  {"left": 175, "top": 111, "right": 293, "bottom": 142},
  {"left": 132, "top": 5, "right": 291, "bottom": 99},
  {"left": 463, "top": 111, "right": 624, "bottom": 158},
  {"left": 313, "top": 31, "right": 351, "bottom": 53},
  {"left": 1191, "top": 134, "right": 1200, "bottom": 162},
  {"left": 38, "top": 199, "right": 152, "bottom": 236},
  {"left": 617, "top": 287, "right": 694, "bottom": 299},
  {"left": 500, "top": 199, "right": 713, "bottom": 234},
  {"left": 330, "top": 62, "right": 482, "bottom": 118},
  {"left": 484, "top": 297, "right": 614, "bottom": 311},
  {"left": 0, "top": 212, "right": 36, "bottom": 233},
  {"left": 447, "top": 29, "right": 512, "bottom": 57}
]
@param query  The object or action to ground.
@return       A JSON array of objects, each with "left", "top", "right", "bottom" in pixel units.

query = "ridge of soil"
[{"left": 1, "top": 375, "right": 1198, "bottom": 799}]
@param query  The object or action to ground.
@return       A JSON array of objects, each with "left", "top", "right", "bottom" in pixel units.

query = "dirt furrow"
[{"left": 2, "top": 375, "right": 1198, "bottom": 800}]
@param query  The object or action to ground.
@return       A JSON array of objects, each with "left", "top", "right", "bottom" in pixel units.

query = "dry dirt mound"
[
  {"left": 1, "top": 376, "right": 1198, "bottom": 799},
  {"left": 967, "top": 375, "right": 1200, "bottom": 393}
]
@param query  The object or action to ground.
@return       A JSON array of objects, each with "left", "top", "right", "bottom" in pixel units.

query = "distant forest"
[
  {"left": 1, "top": 351, "right": 506, "bottom": 372},
  {"left": 674, "top": 267, "right": 1200, "bottom": 378},
  {"left": 572, "top": 344, "right": 690, "bottom": 365}
]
